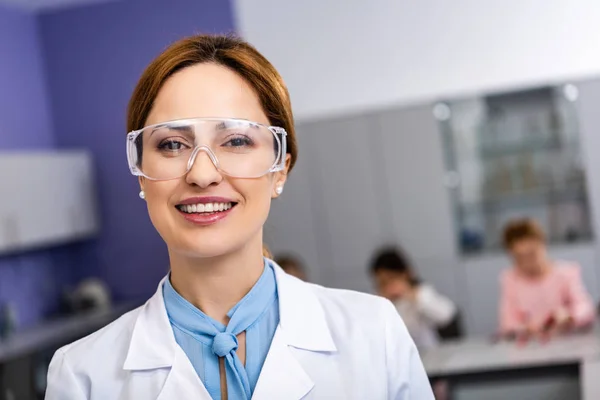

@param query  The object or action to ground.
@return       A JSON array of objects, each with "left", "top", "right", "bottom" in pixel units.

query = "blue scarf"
[{"left": 163, "top": 261, "right": 278, "bottom": 399}]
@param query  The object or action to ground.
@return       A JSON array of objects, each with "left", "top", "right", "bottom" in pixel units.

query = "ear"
[
  {"left": 272, "top": 154, "right": 291, "bottom": 198},
  {"left": 138, "top": 176, "right": 145, "bottom": 192}
]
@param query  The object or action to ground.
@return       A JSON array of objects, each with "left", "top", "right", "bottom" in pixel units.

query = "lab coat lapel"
[
  {"left": 156, "top": 347, "right": 212, "bottom": 400},
  {"left": 251, "top": 327, "right": 314, "bottom": 400},
  {"left": 251, "top": 263, "right": 338, "bottom": 399},
  {"left": 122, "top": 277, "right": 212, "bottom": 400}
]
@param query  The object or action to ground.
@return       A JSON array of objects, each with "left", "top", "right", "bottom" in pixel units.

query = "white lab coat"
[{"left": 45, "top": 264, "right": 434, "bottom": 399}]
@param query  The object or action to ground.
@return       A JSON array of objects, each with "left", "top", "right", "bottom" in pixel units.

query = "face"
[
  {"left": 509, "top": 238, "right": 548, "bottom": 277},
  {"left": 373, "top": 269, "right": 411, "bottom": 301},
  {"left": 140, "top": 63, "right": 290, "bottom": 258}
]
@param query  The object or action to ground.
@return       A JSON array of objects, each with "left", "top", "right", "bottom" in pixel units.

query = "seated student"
[
  {"left": 499, "top": 218, "right": 595, "bottom": 340},
  {"left": 274, "top": 253, "right": 308, "bottom": 281},
  {"left": 370, "top": 247, "right": 457, "bottom": 351}
]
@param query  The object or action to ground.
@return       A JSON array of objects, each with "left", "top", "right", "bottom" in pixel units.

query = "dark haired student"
[{"left": 370, "top": 247, "right": 458, "bottom": 351}]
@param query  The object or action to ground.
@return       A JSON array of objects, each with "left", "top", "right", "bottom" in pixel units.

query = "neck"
[
  {"left": 521, "top": 260, "right": 552, "bottom": 279},
  {"left": 168, "top": 236, "right": 265, "bottom": 325}
]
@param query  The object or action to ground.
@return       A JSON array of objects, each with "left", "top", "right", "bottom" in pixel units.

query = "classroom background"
[{"left": 1, "top": 0, "right": 600, "bottom": 399}]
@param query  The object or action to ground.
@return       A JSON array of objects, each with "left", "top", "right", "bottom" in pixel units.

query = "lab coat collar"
[
  {"left": 123, "top": 276, "right": 177, "bottom": 370},
  {"left": 271, "top": 261, "right": 337, "bottom": 352},
  {"left": 122, "top": 260, "right": 337, "bottom": 371}
]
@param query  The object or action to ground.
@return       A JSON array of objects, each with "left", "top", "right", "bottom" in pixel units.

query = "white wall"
[{"left": 235, "top": 0, "right": 600, "bottom": 121}]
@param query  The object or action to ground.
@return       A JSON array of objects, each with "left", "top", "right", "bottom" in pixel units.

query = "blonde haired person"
[{"left": 499, "top": 218, "right": 595, "bottom": 341}]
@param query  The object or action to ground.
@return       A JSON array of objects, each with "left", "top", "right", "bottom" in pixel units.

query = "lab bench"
[{"left": 0, "top": 303, "right": 138, "bottom": 400}]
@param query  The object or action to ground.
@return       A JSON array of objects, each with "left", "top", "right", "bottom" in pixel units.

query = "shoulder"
[
  {"left": 417, "top": 283, "right": 441, "bottom": 299},
  {"left": 46, "top": 307, "right": 143, "bottom": 398},
  {"left": 309, "top": 282, "right": 396, "bottom": 326},
  {"left": 304, "top": 284, "right": 432, "bottom": 397},
  {"left": 416, "top": 284, "right": 456, "bottom": 309},
  {"left": 553, "top": 261, "right": 583, "bottom": 279},
  {"left": 305, "top": 282, "right": 412, "bottom": 352},
  {"left": 272, "top": 261, "right": 392, "bottom": 330},
  {"left": 52, "top": 306, "right": 141, "bottom": 374},
  {"left": 500, "top": 268, "right": 518, "bottom": 284}
]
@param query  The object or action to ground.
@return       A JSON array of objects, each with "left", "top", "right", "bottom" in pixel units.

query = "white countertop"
[
  {"left": 0, "top": 302, "right": 139, "bottom": 363},
  {"left": 422, "top": 332, "right": 600, "bottom": 377}
]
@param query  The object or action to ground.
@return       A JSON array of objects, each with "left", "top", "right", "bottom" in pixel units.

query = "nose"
[{"left": 185, "top": 147, "right": 223, "bottom": 188}]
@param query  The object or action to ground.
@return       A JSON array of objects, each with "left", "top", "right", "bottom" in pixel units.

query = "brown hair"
[
  {"left": 274, "top": 254, "right": 304, "bottom": 272},
  {"left": 262, "top": 244, "right": 273, "bottom": 259},
  {"left": 502, "top": 218, "right": 546, "bottom": 250},
  {"left": 126, "top": 34, "right": 297, "bottom": 171}
]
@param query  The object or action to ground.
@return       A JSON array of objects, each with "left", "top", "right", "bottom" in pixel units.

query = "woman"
[
  {"left": 499, "top": 218, "right": 595, "bottom": 341},
  {"left": 370, "top": 247, "right": 458, "bottom": 351},
  {"left": 45, "top": 35, "right": 433, "bottom": 399}
]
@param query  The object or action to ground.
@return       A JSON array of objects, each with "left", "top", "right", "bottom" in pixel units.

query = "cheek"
[
  {"left": 387, "top": 281, "right": 405, "bottom": 294},
  {"left": 234, "top": 177, "right": 273, "bottom": 219},
  {"left": 377, "top": 280, "right": 402, "bottom": 297},
  {"left": 144, "top": 181, "right": 179, "bottom": 231}
]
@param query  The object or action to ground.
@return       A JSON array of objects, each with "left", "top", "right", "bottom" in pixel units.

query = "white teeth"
[{"left": 180, "top": 202, "right": 233, "bottom": 214}]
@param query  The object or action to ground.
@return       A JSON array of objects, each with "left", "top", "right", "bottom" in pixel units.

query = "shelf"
[
  {"left": 438, "top": 84, "right": 592, "bottom": 255},
  {"left": 460, "top": 236, "right": 594, "bottom": 257},
  {"left": 476, "top": 131, "right": 579, "bottom": 158},
  {"left": 477, "top": 137, "right": 579, "bottom": 159},
  {"left": 460, "top": 183, "right": 587, "bottom": 211}
]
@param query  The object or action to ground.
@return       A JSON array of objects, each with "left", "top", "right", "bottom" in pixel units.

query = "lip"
[
  {"left": 178, "top": 207, "right": 234, "bottom": 226},
  {"left": 175, "top": 196, "right": 238, "bottom": 226},
  {"left": 177, "top": 196, "right": 237, "bottom": 206}
]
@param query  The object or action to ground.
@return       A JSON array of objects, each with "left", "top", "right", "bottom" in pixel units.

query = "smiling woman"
[{"left": 44, "top": 34, "right": 434, "bottom": 400}]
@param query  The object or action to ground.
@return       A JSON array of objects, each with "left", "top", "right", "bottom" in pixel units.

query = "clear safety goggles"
[{"left": 126, "top": 117, "right": 287, "bottom": 180}]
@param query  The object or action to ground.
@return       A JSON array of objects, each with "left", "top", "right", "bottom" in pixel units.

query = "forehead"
[
  {"left": 511, "top": 238, "right": 541, "bottom": 252},
  {"left": 146, "top": 63, "right": 269, "bottom": 127},
  {"left": 375, "top": 269, "right": 404, "bottom": 281}
]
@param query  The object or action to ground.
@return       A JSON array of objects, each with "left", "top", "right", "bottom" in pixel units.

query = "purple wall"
[
  {"left": 0, "top": 4, "right": 71, "bottom": 328},
  {"left": 0, "top": 5, "right": 53, "bottom": 148},
  {"left": 38, "top": 0, "right": 236, "bottom": 302}
]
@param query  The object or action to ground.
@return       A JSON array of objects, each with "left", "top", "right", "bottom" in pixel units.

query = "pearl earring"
[
  {"left": 139, "top": 190, "right": 146, "bottom": 200},
  {"left": 275, "top": 186, "right": 283, "bottom": 195}
]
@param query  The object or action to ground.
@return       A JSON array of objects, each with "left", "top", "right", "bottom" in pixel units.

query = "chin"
[
  {"left": 152, "top": 206, "right": 266, "bottom": 259},
  {"left": 176, "top": 235, "right": 239, "bottom": 258},
  {"left": 173, "top": 226, "right": 258, "bottom": 259},
  {"left": 173, "top": 243, "right": 234, "bottom": 259}
]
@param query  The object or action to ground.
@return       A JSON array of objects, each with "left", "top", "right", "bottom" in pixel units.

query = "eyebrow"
[
  {"left": 150, "top": 124, "right": 195, "bottom": 136},
  {"left": 215, "top": 121, "right": 261, "bottom": 131}
]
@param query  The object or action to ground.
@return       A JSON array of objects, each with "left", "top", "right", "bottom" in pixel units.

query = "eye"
[
  {"left": 158, "top": 139, "right": 187, "bottom": 151},
  {"left": 224, "top": 135, "right": 253, "bottom": 147}
]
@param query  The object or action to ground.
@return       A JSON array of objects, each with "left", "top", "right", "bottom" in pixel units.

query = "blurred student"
[
  {"left": 499, "top": 218, "right": 595, "bottom": 340},
  {"left": 275, "top": 254, "right": 308, "bottom": 281},
  {"left": 370, "top": 247, "right": 457, "bottom": 351}
]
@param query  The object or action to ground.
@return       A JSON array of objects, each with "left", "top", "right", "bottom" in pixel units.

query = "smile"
[
  {"left": 176, "top": 202, "right": 235, "bottom": 214},
  {"left": 175, "top": 197, "right": 238, "bottom": 226}
]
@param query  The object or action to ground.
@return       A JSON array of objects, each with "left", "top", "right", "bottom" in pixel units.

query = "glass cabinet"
[{"left": 435, "top": 84, "right": 593, "bottom": 255}]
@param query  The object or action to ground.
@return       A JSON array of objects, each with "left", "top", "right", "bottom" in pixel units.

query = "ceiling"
[{"left": 0, "top": 0, "right": 122, "bottom": 12}]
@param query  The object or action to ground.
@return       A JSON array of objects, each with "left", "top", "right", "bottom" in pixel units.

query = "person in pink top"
[{"left": 499, "top": 218, "right": 595, "bottom": 340}]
